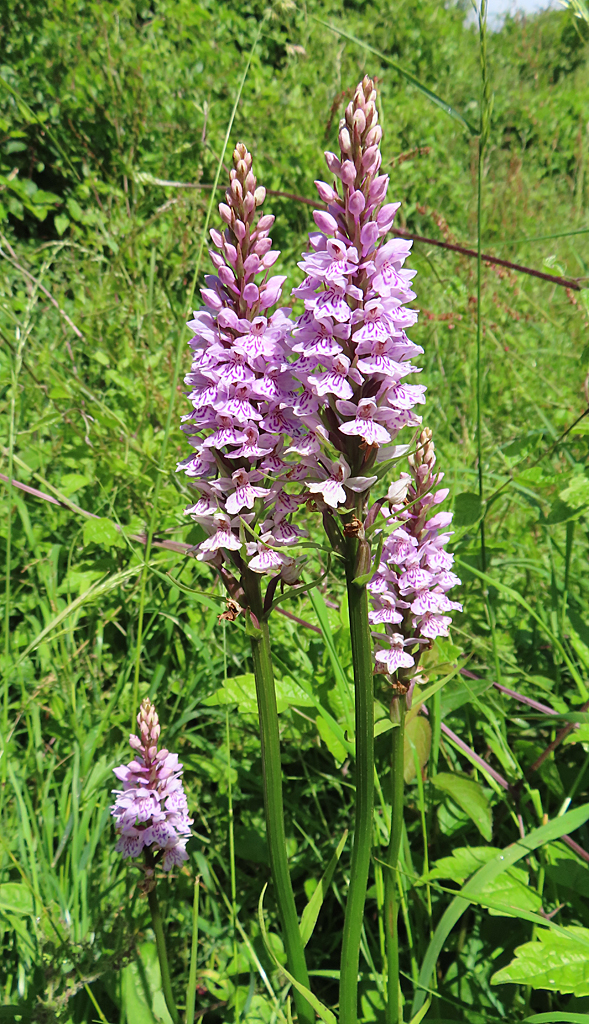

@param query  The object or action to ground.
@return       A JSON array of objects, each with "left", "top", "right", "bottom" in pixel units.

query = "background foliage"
[{"left": 1, "top": 0, "right": 589, "bottom": 1020}]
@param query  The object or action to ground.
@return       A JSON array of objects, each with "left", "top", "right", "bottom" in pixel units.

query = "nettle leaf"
[
  {"left": 491, "top": 927, "right": 589, "bottom": 995},
  {"left": 425, "top": 847, "right": 542, "bottom": 918},
  {"left": 453, "top": 491, "right": 482, "bottom": 528},
  {"left": 431, "top": 773, "right": 492, "bottom": 840},
  {"left": 404, "top": 716, "right": 431, "bottom": 783},
  {"left": 83, "top": 517, "right": 125, "bottom": 549}
]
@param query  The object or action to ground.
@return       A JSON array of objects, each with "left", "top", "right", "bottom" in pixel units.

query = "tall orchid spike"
[
  {"left": 111, "top": 699, "right": 193, "bottom": 872},
  {"left": 369, "top": 428, "right": 462, "bottom": 685},
  {"left": 177, "top": 143, "right": 315, "bottom": 581},
  {"left": 290, "top": 75, "right": 425, "bottom": 514}
]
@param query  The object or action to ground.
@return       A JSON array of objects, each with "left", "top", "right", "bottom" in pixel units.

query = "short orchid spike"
[{"left": 111, "top": 699, "right": 193, "bottom": 872}]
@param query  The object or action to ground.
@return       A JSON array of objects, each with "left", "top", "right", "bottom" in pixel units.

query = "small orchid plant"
[{"left": 112, "top": 78, "right": 461, "bottom": 1024}]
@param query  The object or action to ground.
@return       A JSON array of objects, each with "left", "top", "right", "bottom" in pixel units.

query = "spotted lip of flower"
[{"left": 111, "top": 699, "right": 193, "bottom": 871}]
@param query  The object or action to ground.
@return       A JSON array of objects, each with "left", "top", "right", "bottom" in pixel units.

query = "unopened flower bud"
[
  {"left": 254, "top": 186, "right": 266, "bottom": 206},
  {"left": 244, "top": 171, "right": 256, "bottom": 193},
  {"left": 387, "top": 474, "right": 410, "bottom": 504},
  {"left": 353, "top": 108, "right": 366, "bottom": 135},
  {"left": 256, "top": 214, "right": 275, "bottom": 232},
  {"left": 233, "top": 220, "right": 246, "bottom": 242},
  {"left": 339, "top": 126, "right": 352, "bottom": 154},
  {"left": 324, "top": 151, "right": 342, "bottom": 176},
  {"left": 315, "top": 179, "right": 338, "bottom": 203},
  {"left": 366, "top": 124, "right": 383, "bottom": 147},
  {"left": 348, "top": 189, "right": 366, "bottom": 217},
  {"left": 236, "top": 158, "right": 248, "bottom": 178},
  {"left": 209, "top": 227, "right": 224, "bottom": 248},
  {"left": 219, "top": 203, "right": 232, "bottom": 225},
  {"left": 345, "top": 101, "right": 354, "bottom": 126},
  {"left": 340, "top": 160, "right": 357, "bottom": 187},
  {"left": 129, "top": 734, "right": 142, "bottom": 750},
  {"left": 243, "top": 193, "right": 255, "bottom": 218},
  {"left": 230, "top": 178, "right": 243, "bottom": 202}
]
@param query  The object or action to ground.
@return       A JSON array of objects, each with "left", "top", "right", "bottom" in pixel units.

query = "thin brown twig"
[
  {"left": 137, "top": 179, "right": 585, "bottom": 291},
  {"left": 0, "top": 236, "right": 86, "bottom": 340}
]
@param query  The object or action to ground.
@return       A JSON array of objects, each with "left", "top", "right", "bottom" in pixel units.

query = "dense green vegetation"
[{"left": 1, "top": 0, "right": 589, "bottom": 1020}]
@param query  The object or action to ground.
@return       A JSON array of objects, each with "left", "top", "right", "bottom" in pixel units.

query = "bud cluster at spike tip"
[
  {"left": 177, "top": 143, "right": 319, "bottom": 576},
  {"left": 369, "top": 429, "right": 462, "bottom": 676},
  {"left": 289, "top": 75, "right": 427, "bottom": 508},
  {"left": 110, "top": 699, "right": 193, "bottom": 871}
]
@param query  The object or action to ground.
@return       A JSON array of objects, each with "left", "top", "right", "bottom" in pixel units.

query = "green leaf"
[
  {"left": 523, "top": 1015, "right": 589, "bottom": 1023},
  {"left": 204, "top": 673, "right": 314, "bottom": 715},
  {"left": 439, "top": 675, "right": 492, "bottom": 716},
  {"left": 121, "top": 941, "right": 173, "bottom": 1023},
  {"left": 412, "top": 804, "right": 589, "bottom": 1016},
  {"left": 0, "top": 883, "right": 34, "bottom": 915},
  {"left": 560, "top": 474, "right": 589, "bottom": 511},
  {"left": 430, "top": 773, "right": 492, "bottom": 841},
  {"left": 300, "top": 831, "right": 347, "bottom": 947},
  {"left": 491, "top": 927, "right": 589, "bottom": 995},
  {"left": 425, "top": 847, "right": 542, "bottom": 917},
  {"left": 453, "top": 491, "right": 483, "bottom": 528},
  {"left": 54, "top": 213, "right": 69, "bottom": 235},
  {"left": 83, "top": 516, "right": 125, "bottom": 549},
  {"left": 404, "top": 716, "right": 431, "bottom": 783},
  {"left": 59, "top": 472, "right": 92, "bottom": 496},
  {"left": 258, "top": 886, "right": 337, "bottom": 1024},
  {"left": 316, "top": 716, "right": 348, "bottom": 767}
]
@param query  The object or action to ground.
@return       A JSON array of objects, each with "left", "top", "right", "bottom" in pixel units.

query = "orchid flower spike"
[
  {"left": 369, "top": 428, "right": 462, "bottom": 687},
  {"left": 111, "top": 699, "right": 193, "bottom": 872},
  {"left": 290, "top": 75, "right": 426, "bottom": 517},
  {"left": 177, "top": 143, "right": 312, "bottom": 580}
]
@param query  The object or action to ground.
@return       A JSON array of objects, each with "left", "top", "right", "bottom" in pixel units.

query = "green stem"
[
  {"left": 146, "top": 872, "right": 180, "bottom": 1024},
  {"left": 242, "top": 573, "right": 313, "bottom": 1024},
  {"left": 339, "top": 539, "right": 375, "bottom": 1024},
  {"left": 385, "top": 698, "right": 406, "bottom": 1024}
]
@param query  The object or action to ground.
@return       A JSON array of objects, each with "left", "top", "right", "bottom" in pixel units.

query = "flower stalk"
[
  {"left": 145, "top": 850, "right": 180, "bottom": 1024},
  {"left": 339, "top": 537, "right": 375, "bottom": 1024},
  {"left": 384, "top": 698, "right": 406, "bottom": 1024}
]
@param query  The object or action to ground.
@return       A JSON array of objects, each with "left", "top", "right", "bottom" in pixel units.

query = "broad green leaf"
[
  {"left": 300, "top": 831, "right": 347, "bottom": 946},
  {"left": 425, "top": 847, "right": 542, "bottom": 917},
  {"left": 560, "top": 474, "right": 589, "bottom": 511},
  {"left": 0, "top": 883, "right": 34, "bottom": 915},
  {"left": 258, "top": 886, "right": 337, "bottom": 1024},
  {"left": 404, "top": 716, "right": 431, "bottom": 783},
  {"left": 491, "top": 927, "right": 589, "bottom": 995},
  {"left": 204, "top": 673, "right": 314, "bottom": 714},
  {"left": 439, "top": 675, "right": 492, "bottom": 716},
  {"left": 316, "top": 716, "right": 347, "bottom": 767},
  {"left": 83, "top": 516, "right": 125, "bottom": 548},
  {"left": 412, "top": 804, "right": 589, "bottom": 1015},
  {"left": 120, "top": 941, "right": 173, "bottom": 1023},
  {"left": 453, "top": 492, "right": 483, "bottom": 527},
  {"left": 59, "top": 472, "right": 92, "bottom": 496},
  {"left": 430, "top": 773, "right": 492, "bottom": 841}
]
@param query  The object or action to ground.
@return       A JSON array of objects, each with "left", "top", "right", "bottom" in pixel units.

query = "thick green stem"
[
  {"left": 339, "top": 540, "right": 375, "bottom": 1024},
  {"left": 385, "top": 699, "right": 406, "bottom": 1024},
  {"left": 243, "top": 573, "right": 313, "bottom": 1024},
  {"left": 146, "top": 874, "right": 180, "bottom": 1024}
]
